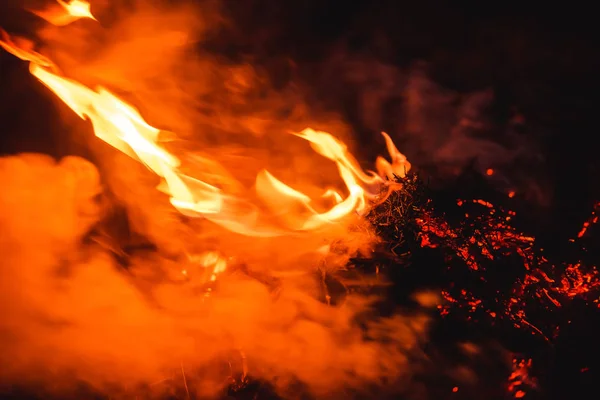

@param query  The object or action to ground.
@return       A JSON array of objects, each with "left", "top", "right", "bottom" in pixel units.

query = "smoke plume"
[
  {"left": 305, "top": 46, "right": 548, "bottom": 204},
  {"left": 0, "top": 152, "right": 433, "bottom": 398}
]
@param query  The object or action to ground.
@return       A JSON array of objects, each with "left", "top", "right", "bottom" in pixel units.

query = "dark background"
[{"left": 1, "top": 1, "right": 600, "bottom": 399}]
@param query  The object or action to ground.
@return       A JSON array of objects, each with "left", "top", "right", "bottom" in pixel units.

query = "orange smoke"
[{"left": 0, "top": 153, "right": 430, "bottom": 398}]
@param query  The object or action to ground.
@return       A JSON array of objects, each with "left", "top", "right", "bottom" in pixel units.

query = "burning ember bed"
[{"left": 1, "top": 1, "right": 599, "bottom": 399}]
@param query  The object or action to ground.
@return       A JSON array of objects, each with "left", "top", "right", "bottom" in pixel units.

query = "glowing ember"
[
  {"left": 576, "top": 201, "right": 599, "bottom": 239},
  {"left": 508, "top": 357, "right": 537, "bottom": 398},
  {"left": 414, "top": 185, "right": 600, "bottom": 341}
]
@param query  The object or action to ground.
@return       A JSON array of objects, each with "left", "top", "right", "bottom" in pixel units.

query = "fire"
[
  {"left": 0, "top": 5, "right": 427, "bottom": 397},
  {"left": 184, "top": 251, "right": 229, "bottom": 297},
  {"left": 0, "top": 12, "right": 409, "bottom": 238},
  {"left": 29, "top": 0, "right": 96, "bottom": 26},
  {"left": 376, "top": 132, "right": 411, "bottom": 181}
]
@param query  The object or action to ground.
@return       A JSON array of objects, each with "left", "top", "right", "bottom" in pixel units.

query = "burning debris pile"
[
  {"left": 1, "top": 1, "right": 599, "bottom": 400},
  {"left": 365, "top": 172, "right": 600, "bottom": 399}
]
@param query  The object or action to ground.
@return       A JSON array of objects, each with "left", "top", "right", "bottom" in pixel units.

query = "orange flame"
[
  {"left": 184, "top": 251, "right": 229, "bottom": 297},
  {"left": 376, "top": 132, "right": 411, "bottom": 180},
  {"left": 0, "top": 29, "right": 55, "bottom": 69},
  {"left": 0, "top": 19, "right": 410, "bottom": 238},
  {"left": 29, "top": 0, "right": 96, "bottom": 26}
]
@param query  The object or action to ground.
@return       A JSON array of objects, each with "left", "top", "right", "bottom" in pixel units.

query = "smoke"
[
  {"left": 303, "top": 44, "right": 549, "bottom": 205},
  {"left": 0, "top": 152, "right": 434, "bottom": 398}
]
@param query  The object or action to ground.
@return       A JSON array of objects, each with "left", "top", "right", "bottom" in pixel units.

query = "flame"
[
  {"left": 184, "top": 251, "right": 229, "bottom": 297},
  {"left": 0, "top": 18, "right": 410, "bottom": 238},
  {"left": 0, "top": 29, "right": 55, "bottom": 69},
  {"left": 375, "top": 132, "right": 412, "bottom": 180},
  {"left": 29, "top": 0, "right": 96, "bottom": 26}
]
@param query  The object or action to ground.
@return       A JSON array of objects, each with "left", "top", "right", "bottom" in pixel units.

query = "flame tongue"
[
  {"left": 0, "top": 13, "right": 410, "bottom": 237},
  {"left": 29, "top": 0, "right": 96, "bottom": 26},
  {"left": 0, "top": 29, "right": 56, "bottom": 69},
  {"left": 376, "top": 132, "right": 411, "bottom": 180}
]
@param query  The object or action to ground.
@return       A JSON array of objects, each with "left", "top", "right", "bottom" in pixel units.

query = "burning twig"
[{"left": 180, "top": 363, "right": 191, "bottom": 400}]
